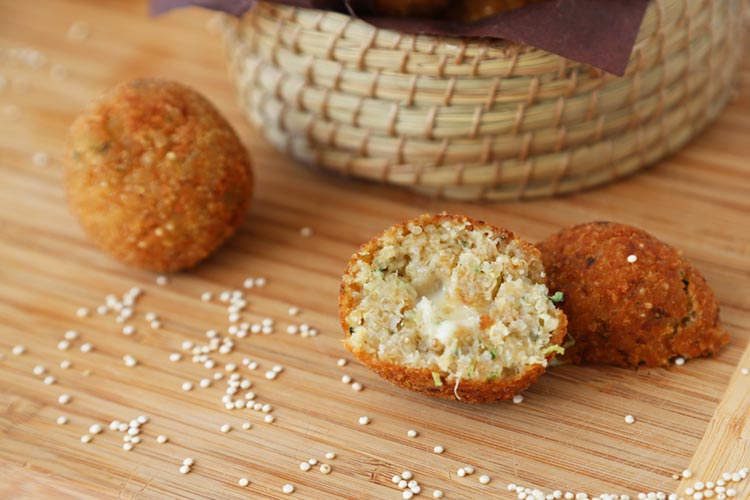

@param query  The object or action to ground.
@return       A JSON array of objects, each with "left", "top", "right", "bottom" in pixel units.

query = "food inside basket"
[{"left": 360, "top": 0, "right": 542, "bottom": 21}]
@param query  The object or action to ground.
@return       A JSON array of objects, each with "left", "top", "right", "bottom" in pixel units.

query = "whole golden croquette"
[
  {"left": 537, "top": 222, "right": 728, "bottom": 367},
  {"left": 64, "top": 78, "right": 253, "bottom": 272}
]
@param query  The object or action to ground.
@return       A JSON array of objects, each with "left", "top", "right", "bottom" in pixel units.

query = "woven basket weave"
[{"left": 222, "top": 0, "right": 747, "bottom": 200}]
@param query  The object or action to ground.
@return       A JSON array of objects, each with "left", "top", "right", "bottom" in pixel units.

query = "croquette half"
[
  {"left": 65, "top": 78, "right": 253, "bottom": 272},
  {"left": 339, "top": 214, "right": 567, "bottom": 403},
  {"left": 538, "top": 222, "right": 728, "bottom": 367}
]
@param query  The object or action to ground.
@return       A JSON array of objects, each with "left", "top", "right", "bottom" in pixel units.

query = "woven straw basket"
[{"left": 222, "top": 0, "right": 747, "bottom": 200}]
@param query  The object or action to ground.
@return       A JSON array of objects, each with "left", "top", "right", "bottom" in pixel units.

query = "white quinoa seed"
[
  {"left": 627, "top": 254, "right": 638, "bottom": 263},
  {"left": 341, "top": 375, "right": 352, "bottom": 384},
  {"left": 58, "top": 393, "right": 71, "bottom": 404},
  {"left": 457, "top": 468, "right": 466, "bottom": 477},
  {"left": 56, "top": 416, "right": 68, "bottom": 425},
  {"left": 242, "top": 422, "right": 252, "bottom": 430},
  {"left": 264, "top": 415, "right": 275, "bottom": 424},
  {"left": 288, "top": 306, "right": 300, "bottom": 316},
  {"left": 89, "top": 424, "right": 103, "bottom": 434},
  {"left": 479, "top": 474, "right": 491, "bottom": 484},
  {"left": 433, "top": 490, "right": 444, "bottom": 498},
  {"left": 286, "top": 325, "right": 299, "bottom": 335},
  {"left": 407, "top": 429, "right": 418, "bottom": 438},
  {"left": 12, "top": 345, "right": 26, "bottom": 355},
  {"left": 513, "top": 394, "right": 524, "bottom": 404},
  {"left": 238, "top": 478, "right": 249, "bottom": 487},
  {"left": 169, "top": 353, "right": 182, "bottom": 362},
  {"left": 179, "top": 465, "right": 191, "bottom": 474},
  {"left": 741, "top": 368, "right": 749, "bottom": 376},
  {"left": 325, "top": 452, "right": 336, "bottom": 460},
  {"left": 183, "top": 457, "right": 194, "bottom": 466},
  {"left": 675, "top": 357, "right": 686, "bottom": 366},
  {"left": 320, "top": 464, "right": 332, "bottom": 475},
  {"left": 59, "top": 360, "right": 72, "bottom": 369},
  {"left": 351, "top": 382, "right": 363, "bottom": 391},
  {"left": 433, "top": 445, "right": 445, "bottom": 454},
  {"left": 337, "top": 358, "right": 347, "bottom": 367},
  {"left": 33, "top": 365, "right": 46, "bottom": 376},
  {"left": 64, "top": 330, "right": 79, "bottom": 340},
  {"left": 80, "top": 342, "right": 93, "bottom": 353},
  {"left": 123, "top": 355, "right": 138, "bottom": 367},
  {"left": 683, "top": 470, "right": 694, "bottom": 479},
  {"left": 220, "top": 424, "right": 232, "bottom": 433},
  {"left": 58, "top": 340, "right": 70, "bottom": 351},
  {"left": 625, "top": 415, "right": 636, "bottom": 424},
  {"left": 156, "top": 275, "right": 168, "bottom": 286},
  {"left": 122, "top": 325, "right": 135, "bottom": 336},
  {"left": 76, "top": 307, "right": 89, "bottom": 318},
  {"left": 156, "top": 435, "right": 168, "bottom": 444},
  {"left": 402, "top": 471, "right": 413, "bottom": 480},
  {"left": 80, "top": 434, "right": 92, "bottom": 444},
  {"left": 282, "top": 484, "right": 294, "bottom": 494},
  {"left": 182, "top": 382, "right": 193, "bottom": 391},
  {"left": 300, "top": 462, "right": 311, "bottom": 472},
  {"left": 358, "top": 416, "right": 370, "bottom": 425},
  {"left": 265, "top": 371, "right": 277, "bottom": 380},
  {"left": 463, "top": 465, "right": 474, "bottom": 475},
  {"left": 403, "top": 491, "right": 413, "bottom": 500}
]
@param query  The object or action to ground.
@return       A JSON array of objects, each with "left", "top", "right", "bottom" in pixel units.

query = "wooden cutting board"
[{"left": 1, "top": 1, "right": 748, "bottom": 498}]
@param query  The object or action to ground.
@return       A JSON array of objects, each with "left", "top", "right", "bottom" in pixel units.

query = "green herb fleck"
[
  {"left": 543, "top": 345, "right": 565, "bottom": 356},
  {"left": 459, "top": 239, "right": 468, "bottom": 247},
  {"left": 530, "top": 332, "right": 539, "bottom": 342},
  {"left": 489, "top": 348, "right": 497, "bottom": 360},
  {"left": 548, "top": 291, "right": 564, "bottom": 303},
  {"left": 487, "top": 370, "right": 499, "bottom": 381},
  {"left": 348, "top": 326, "right": 354, "bottom": 334},
  {"left": 467, "top": 360, "right": 476, "bottom": 379},
  {"left": 473, "top": 266, "right": 481, "bottom": 274},
  {"left": 432, "top": 372, "right": 443, "bottom": 387},
  {"left": 562, "top": 334, "right": 576, "bottom": 349}
]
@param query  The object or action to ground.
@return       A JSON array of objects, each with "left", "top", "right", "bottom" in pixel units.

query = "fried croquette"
[
  {"left": 339, "top": 213, "right": 567, "bottom": 403},
  {"left": 538, "top": 222, "right": 728, "bottom": 367},
  {"left": 64, "top": 78, "right": 253, "bottom": 272},
  {"left": 363, "top": 0, "right": 451, "bottom": 17}
]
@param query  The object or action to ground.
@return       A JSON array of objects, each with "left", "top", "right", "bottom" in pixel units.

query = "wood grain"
[{"left": 0, "top": 1, "right": 749, "bottom": 499}]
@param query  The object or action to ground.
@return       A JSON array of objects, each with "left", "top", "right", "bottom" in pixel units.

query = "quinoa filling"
[{"left": 345, "top": 219, "right": 561, "bottom": 382}]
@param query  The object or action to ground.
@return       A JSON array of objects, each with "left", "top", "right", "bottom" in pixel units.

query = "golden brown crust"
[
  {"left": 64, "top": 78, "right": 253, "bottom": 272},
  {"left": 537, "top": 221, "right": 728, "bottom": 368},
  {"left": 339, "top": 213, "right": 568, "bottom": 403}
]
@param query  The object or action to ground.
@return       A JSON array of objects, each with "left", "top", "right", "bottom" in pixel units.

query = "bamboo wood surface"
[{"left": 0, "top": 1, "right": 749, "bottom": 499}]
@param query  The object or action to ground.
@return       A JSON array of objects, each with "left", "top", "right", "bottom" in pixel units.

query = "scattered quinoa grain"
[
  {"left": 282, "top": 484, "right": 294, "bottom": 494},
  {"left": 80, "top": 434, "right": 92, "bottom": 443},
  {"left": 457, "top": 468, "right": 466, "bottom": 478},
  {"left": 407, "top": 429, "right": 418, "bottom": 438},
  {"left": 675, "top": 357, "right": 686, "bottom": 366},
  {"left": 220, "top": 424, "right": 232, "bottom": 433},
  {"left": 80, "top": 342, "right": 93, "bottom": 353},
  {"left": 156, "top": 435, "right": 168, "bottom": 444},
  {"left": 56, "top": 416, "right": 68, "bottom": 425},
  {"left": 512, "top": 394, "right": 524, "bottom": 404},
  {"left": 341, "top": 375, "right": 352, "bottom": 384},
  {"left": 625, "top": 415, "right": 636, "bottom": 424},
  {"left": 319, "top": 464, "right": 331, "bottom": 475},
  {"left": 337, "top": 358, "right": 347, "bottom": 367},
  {"left": 58, "top": 393, "right": 71, "bottom": 404},
  {"left": 325, "top": 452, "right": 336, "bottom": 460},
  {"left": 76, "top": 307, "right": 90, "bottom": 317},
  {"left": 89, "top": 424, "right": 103, "bottom": 434},
  {"left": 58, "top": 340, "right": 70, "bottom": 351},
  {"left": 123, "top": 355, "right": 138, "bottom": 367},
  {"left": 358, "top": 416, "right": 370, "bottom": 425},
  {"left": 265, "top": 371, "right": 277, "bottom": 380},
  {"left": 741, "top": 368, "right": 749, "bottom": 376},
  {"left": 169, "top": 353, "right": 181, "bottom": 362},
  {"left": 60, "top": 360, "right": 71, "bottom": 370},
  {"left": 627, "top": 254, "right": 638, "bottom": 263},
  {"left": 43, "top": 376, "right": 57, "bottom": 385},
  {"left": 479, "top": 474, "right": 491, "bottom": 484},
  {"left": 300, "top": 462, "right": 311, "bottom": 472},
  {"left": 64, "top": 330, "right": 79, "bottom": 340},
  {"left": 181, "top": 382, "right": 193, "bottom": 391},
  {"left": 179, "top": 465, "right": 191, "bottom": 474},
  {"left": 352, "top": 382, "right": 363, "bottom": 391},
  {"left": 122, "top": 325, "right": 135, "bottom": 335},
  {"left": 156, "top": 275, "right": 168, "bottom": 286},
  {"left": 433, "top": 490, "right": 444, "bottom": 499},
  {"left": 183, "top": 458, "right": 194, "bottom": 466},
  {"left": 12, "top": 345, "right": 26, "bottom": 355},
  {"left": 33, "top": 365, "right": 46, "bottom": 376},
  {"left": 238, "top": 477, "right": 249, "bottom": 487},
  {"left": 433, "top": 445, "right": 444, "bottom": 454},
  {"left": 264, "top": 415, "right": 275, "bottom": 424}
]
